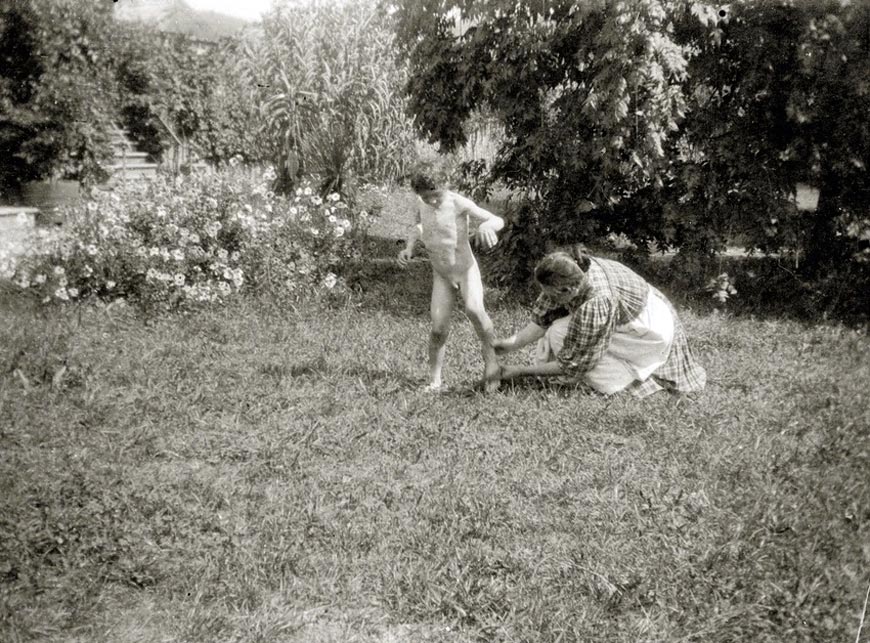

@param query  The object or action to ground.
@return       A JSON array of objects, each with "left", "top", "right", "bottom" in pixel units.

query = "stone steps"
[{"left": 107, "top": 127, "right": 160, "bottom": 184}]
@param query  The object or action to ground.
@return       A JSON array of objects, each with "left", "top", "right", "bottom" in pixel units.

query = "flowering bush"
[
  {"left": 705, "top": 272, "right": 738, "bottom": 304},
  {"left": 5, "top": 167, "right": 369, "bottom": 310}
]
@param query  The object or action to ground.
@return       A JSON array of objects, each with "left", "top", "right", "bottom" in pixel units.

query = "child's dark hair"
[{"left": 409, "top": 172, "right": 438, "bottom": 194}]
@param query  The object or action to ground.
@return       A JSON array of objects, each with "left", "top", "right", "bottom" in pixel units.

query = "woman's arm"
[
  {"left": 492, "top": 322, "right": 546, "bottom": 354},
  {"left": 501, "top": 361, "right": 563, "bottom": 379}
]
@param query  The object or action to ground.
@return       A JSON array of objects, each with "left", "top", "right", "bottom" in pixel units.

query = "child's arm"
[
  {"left": 454, "top": 193, "right": 504, "bottom": 250},
  {"left": 397, "top": 199, "right": 424, "bottom": 267}
]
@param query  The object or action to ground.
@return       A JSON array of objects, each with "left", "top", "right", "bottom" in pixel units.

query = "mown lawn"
[{"left": 1, "top": 232, "right": 869, "bottom": 642}]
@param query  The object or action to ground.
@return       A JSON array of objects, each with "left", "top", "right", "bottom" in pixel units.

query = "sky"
[{"left": 185, "top": 0, "right": 275, "bottom": 22}]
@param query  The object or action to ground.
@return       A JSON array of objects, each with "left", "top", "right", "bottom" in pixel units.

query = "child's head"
[
  {"left": 409, "top": 172, "right": 439, "bottom": 195},
  {"left": 409, "top": 172, "right": 445, "bottom": 206}
]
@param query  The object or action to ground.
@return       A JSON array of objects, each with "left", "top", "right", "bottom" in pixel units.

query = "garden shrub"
[{"left": 5, "top": 167, "right": 368, "bottom": 312}]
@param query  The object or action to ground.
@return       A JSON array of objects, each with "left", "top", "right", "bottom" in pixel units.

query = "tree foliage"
[
  {"left": 393, "top": 1, "right": 690, "bottom": 239},
  {"left": 0, "top": 0, "right": 117, "bottom": 192},
  {"left": 112, "top": 26, "right": 265, "bottom": 166},
  {"left": 393, "top": 0, "right": 870, "bottom": 287},
  {"left": 240, "top": 0, "right": 417, "bottom": 195}
]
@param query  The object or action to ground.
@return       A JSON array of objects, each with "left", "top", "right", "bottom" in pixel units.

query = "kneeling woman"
[{"left": 492, "top": 247, "right": 706, "bottom": 397}]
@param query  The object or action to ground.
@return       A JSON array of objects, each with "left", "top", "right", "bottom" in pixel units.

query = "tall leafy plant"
[{"left": 239, "top": 0, "right": 416, "bottom": 195}]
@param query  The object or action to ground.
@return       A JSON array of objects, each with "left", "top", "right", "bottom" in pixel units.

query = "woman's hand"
[
  {"left": 498, "top": 364, "right": 519, "bottom": 380},
  {"left": 397, "top": 248, "right": 413, "bottom": 267}
]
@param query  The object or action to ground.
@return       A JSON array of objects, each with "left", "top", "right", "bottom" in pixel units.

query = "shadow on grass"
[{"left": 272, "top": 354, "right": 422, "bottom": 392}]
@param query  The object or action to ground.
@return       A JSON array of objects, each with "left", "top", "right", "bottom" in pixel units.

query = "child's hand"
[
  {"left": 475, "top": 224, "right": 498, "bottom": 250},
  {"left": 397, "top": 248, "right": 413, "bottom": 267}
]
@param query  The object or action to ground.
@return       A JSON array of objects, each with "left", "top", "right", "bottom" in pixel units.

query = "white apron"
[{"left": 536, "top": 289, "right": 675, "bottom": 395}]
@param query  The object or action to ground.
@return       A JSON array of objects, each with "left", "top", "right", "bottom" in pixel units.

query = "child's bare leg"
[
  {"left": 460, "top": 264, "right": 501, "bottom": 392},
  {"left": 427, "top": 274, "right": 455, "bottom": 389}
]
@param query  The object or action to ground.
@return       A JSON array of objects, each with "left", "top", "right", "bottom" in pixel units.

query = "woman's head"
[{"left": 534, "top": 245, "right": 591, "bottom": 300}]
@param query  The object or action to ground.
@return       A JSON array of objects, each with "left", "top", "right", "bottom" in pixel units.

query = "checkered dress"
[{"left": 531, "top": 257, "right": 706, "bottom": 395}]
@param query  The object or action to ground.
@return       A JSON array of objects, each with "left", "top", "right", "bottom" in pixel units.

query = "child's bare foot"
[
  {"left": 482, "top": 364, "right": 502, "bottom": 393},
  {"left": 422, "top": 382, "right": 445, "bottom": 393}
]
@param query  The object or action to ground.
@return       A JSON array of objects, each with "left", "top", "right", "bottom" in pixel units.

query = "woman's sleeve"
[
  {"left": 531, "top": 293, "right": 569, "bottom": 328},
  {"left": 557, "top": 296, "right": 616, "bottom": 375}
]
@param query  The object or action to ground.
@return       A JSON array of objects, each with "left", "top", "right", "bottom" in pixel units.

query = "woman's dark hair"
[{"left": 534, "top": 244, "right": 591, "bottom": 288}]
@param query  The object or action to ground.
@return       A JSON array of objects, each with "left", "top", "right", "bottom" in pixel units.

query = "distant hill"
[{"left": 114, "top": 0, "right": 249, "bottom": 41}]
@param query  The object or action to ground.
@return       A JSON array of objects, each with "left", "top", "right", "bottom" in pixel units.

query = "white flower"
[
  {"left": 289, "top": 206, "right": 298, "bottom": 216},
  {"left": 172, "top": 249, "right": 185, "bottom": 262},
  {"left": 190, "top": 233, "right": 201, "bottom": 244},
  {"left": 106, "top": 280, "right": 116, "bottom": 290},
  {"left": 327, "top": 192, "right": 341, "bottom": 203},
  {"left": 54, "top": 287, "right": 70, "bottom": 301},
  {"left": 322, "top": 272, "right": 337, "bottom": 289},
  {"left": 68, "top": 288, "right": 79, "bottom": 299},
  {"left": 334, "top": 227, "right": 345, "bottom": 238},
  {"left": 217, "top": 248, "right": 229, "bottom": 261},
  {"left": 174, "top": 274, "right": 186, "bottom": 286},
  {"left": 303, "top": 186, "right": 313, "bottom": 196},
  {"left": 53, "top": 265, "right": 65, "bottom": 275},
  {"left": 328, "top": 215, "right": 338, "bottom": 224},
  {"left": 34, "top": 274, "right": 47, "bottom": 284},
  {"left": 311, "top": 196, "right": 323, "bottom": 206}
]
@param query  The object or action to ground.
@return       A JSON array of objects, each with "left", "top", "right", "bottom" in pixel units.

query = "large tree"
[
  {"left": 0, "top": 0, "right": 117, "bottom": 193},
  {"left": 673, "top": 0, "right": 870, "bottom": 268},
  {"left": 392, "top": 0, "right": 691, "bottom": 247},
  {"left": 392, "top": 0, "right": 870, "bottom": 281}
]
